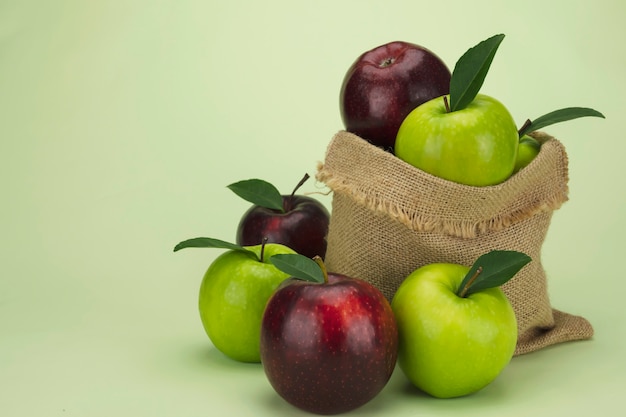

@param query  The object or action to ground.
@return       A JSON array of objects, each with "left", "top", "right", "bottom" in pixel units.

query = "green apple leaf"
[
  {"left": 457, "top": 250, "right": 531, "bottom": 298},
  {"left": 173, "top": 237, "right": 251, "bottom": 254},
  {"left": 449, "top": 33, "right": 505, "bottom": 112},
  {"left": 518, "top": 107, "right": 605, "bottom": 138},
  {"left": 227, "top": 178, "right": 285, "bottom": 212},
  {"left": 270, "top": 253, "right": 325, "bottom": 283}
]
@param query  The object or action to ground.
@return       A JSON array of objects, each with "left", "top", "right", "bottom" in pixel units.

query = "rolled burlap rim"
[{"left": 316, "top": 130, "right": 593, "bottom": 355}]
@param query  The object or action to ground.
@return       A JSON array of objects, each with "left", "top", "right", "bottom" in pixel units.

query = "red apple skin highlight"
[
  {"left": 340, "top": 41, "right": 451, "bottom": 151},
  {"left": 260, "top": 274, "right": 398, "bottom": 415}
]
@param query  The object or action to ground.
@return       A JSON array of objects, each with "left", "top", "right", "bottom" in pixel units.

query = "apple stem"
[
  {"left": 379, "top": 57, "right": 395, "bottom": 68},
  {"left": 259, "top": 237, "right": 269, "bottom": 262},
  {"left": 284, "top": 173, "right": 310, "bottom": 211},
  {"left": 313, "top": 255, "right": 329, "bottom": 284},
  {"left": 518, "top": 119, "right": 532, "bottom": 138},
  {"left": 443, "top": 95, "right": 451, "bottom": 113},
  {"left": 458, "top": 266, "right": 483, "bottom": 298}
]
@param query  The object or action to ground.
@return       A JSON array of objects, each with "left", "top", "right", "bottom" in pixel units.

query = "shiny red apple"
[
  {"left": 260, "top": 258, "right": 398, "bottom": 415},
  {"left": 340, "top": 40, "right": 451, "bottom": 151},
  {"left": 233, "top": 174, "right": 330, "bottom": 259}
]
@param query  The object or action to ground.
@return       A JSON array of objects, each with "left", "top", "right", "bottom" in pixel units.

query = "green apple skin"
[
  {"left": 395, "top": 94, "right": 519, "bottom": 186},
  {"left": 513, "top": 135, "right": 541, "bottom": 173},
  {"left": 198, "top": 243, "right": 295, "bottom": 363},
  {"left": 391, "top": 263, "right": 517, "bottom": 398}
]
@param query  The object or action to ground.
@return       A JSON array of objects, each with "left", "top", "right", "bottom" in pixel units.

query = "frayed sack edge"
[{"left": 316, "top": 131, "right": 569, "bottom": 239}]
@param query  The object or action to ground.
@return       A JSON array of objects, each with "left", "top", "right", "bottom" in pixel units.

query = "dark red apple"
[
  {"left": 260, "top": 266, "right": 398, "bottom": 415},
  {"left": 340, "top": 40, "right": 451, "bottom": 151},
  {"left": 234, "top": 175, "right": 330, "bottom": 259}
]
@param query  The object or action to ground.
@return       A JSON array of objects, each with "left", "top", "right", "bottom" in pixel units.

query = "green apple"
[
  {"left": 391, "top": 251, "right": 529, "bottom": 398},
  {"left": 513, "top": 134, "right": 541, "bottom": 173},
  {"left": 197, "top": 242, "right": 295, "bottom": 362},
  {"left": 395, "top": 93, "right": 519, "bottom": 186}
]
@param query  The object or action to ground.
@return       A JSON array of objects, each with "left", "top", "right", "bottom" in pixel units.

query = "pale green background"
[{"left": 1, "top": 0, "right": 624, "bottom": 416}]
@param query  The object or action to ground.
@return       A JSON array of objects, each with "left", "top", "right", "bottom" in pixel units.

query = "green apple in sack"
[
  {"left": 396, "top": 34, "right": 604, "bottom": 185},
  {"left": 513, "top": 108, "right": 604, "bottom": 173},
  {"left": 396, "top": 92, "right": 518, "bottom": 186},
  {"left": 395, "top": 34, "right": 518, "bottom": 186}
]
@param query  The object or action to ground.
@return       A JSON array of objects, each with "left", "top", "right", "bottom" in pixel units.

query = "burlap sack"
[{"left": 316, "top": 130, "right": 593, "bottom": 355}]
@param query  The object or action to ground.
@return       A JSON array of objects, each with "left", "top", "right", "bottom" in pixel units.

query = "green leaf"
[
  {"left": 457, "top": 250, "right": 531, "bottom": 298},
  {"left": 227, "top": 179, "right": 285, "bottom": 212},
  {"left": 269, "top": 254, "right": 325, "bottom": 283},
  {"left": 173, "top": 237, "right": 253, "bottom": 256},
  {"left": 449, "top": 33, "right": 505, "bottom": 112},
  {"left": 518, "top": 107, "right": 605, "bottom": 137}
]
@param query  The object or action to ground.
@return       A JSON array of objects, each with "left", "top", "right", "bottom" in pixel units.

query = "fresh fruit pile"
[
  {"left": 341, "top": 34, "right": 604, "bottom": 186},
  {"left": 173, "top": 175, "right": 329, "bottom": 363},
  {"left": 174, "top": 34, "right": 604, "bottom": 414}
]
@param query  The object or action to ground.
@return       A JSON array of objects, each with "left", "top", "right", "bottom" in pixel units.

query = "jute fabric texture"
[{"left": 316, "top": 130, "right": 593, "bottom": 355}]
